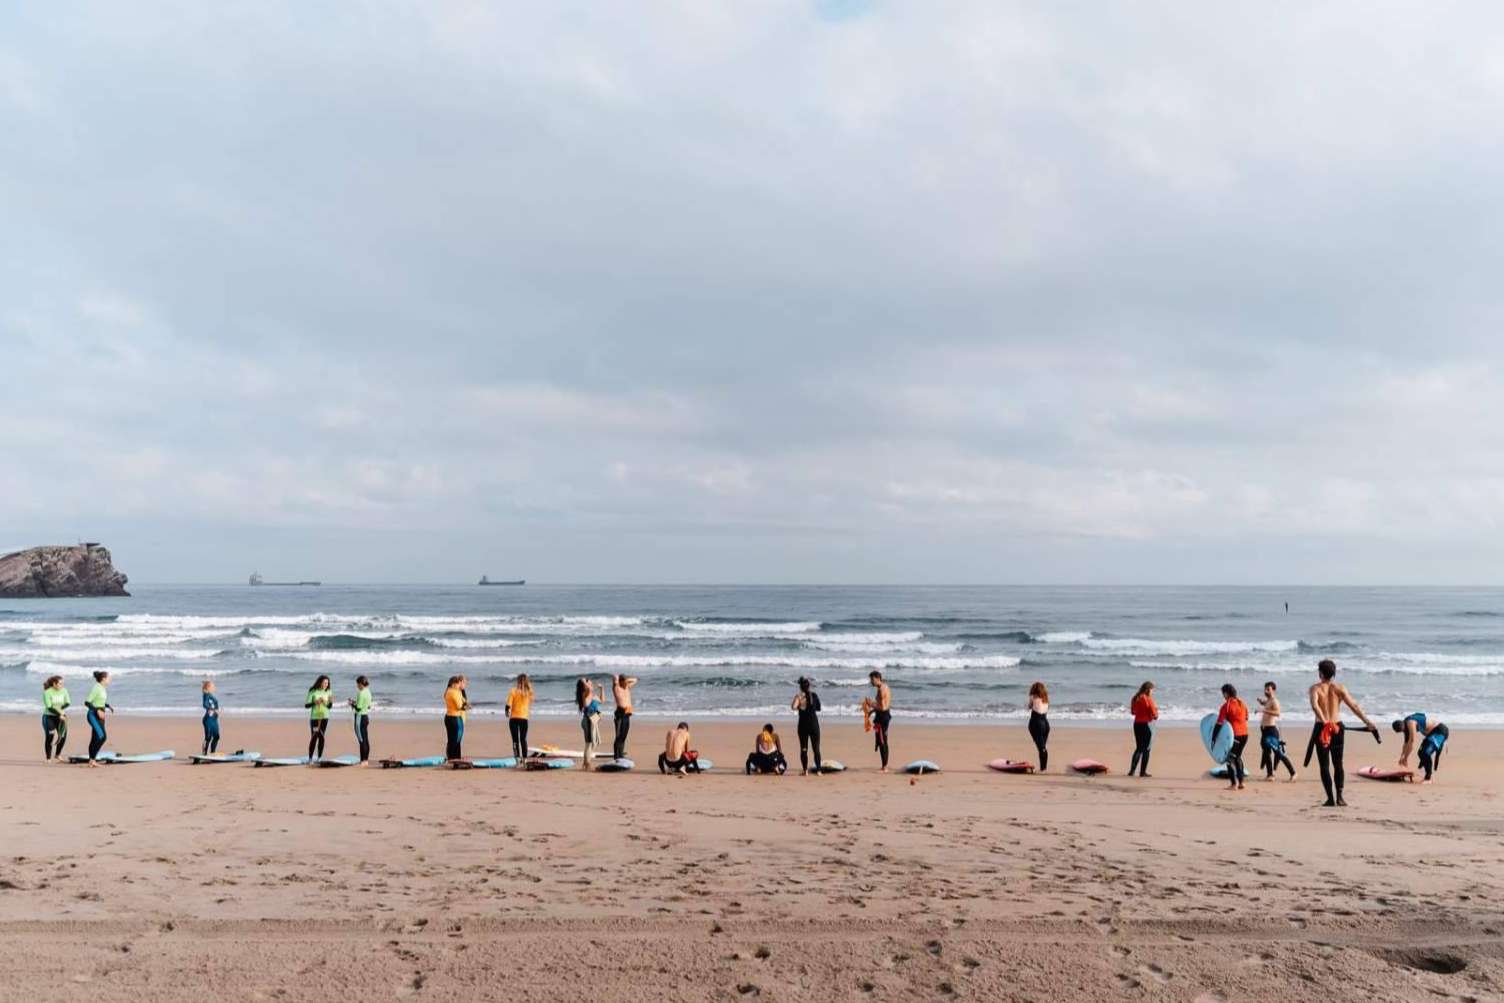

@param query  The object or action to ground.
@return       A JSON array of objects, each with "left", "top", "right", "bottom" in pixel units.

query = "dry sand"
[{"left": 1, "top": 715, "right": 1501, "bottom": 1002}]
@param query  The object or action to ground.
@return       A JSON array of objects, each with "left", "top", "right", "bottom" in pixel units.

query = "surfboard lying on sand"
[
  {"left": 379, "top": 755, "right": 447, "bottom": 769},
  {"left": 69, "top": 750, "right": 174, "bottom": 764},
  {"left": 987, "top": 759, "right": 1034, "bottom": 774},
  {"left": 528, "top": 746, "right": 584, "bottom": 759},
  {"left": 451, "top": 757, "right": 519, "bottom": 769},
  {"left": 254, "top": 756, "right": 310, "bottom": 767},
  {"left": 1358, "top": 765, "right": 1414, "bottom": 782},
  {"left": 594, "top": 758, "right": 634, "bottom": 772},
  {"left": 816, "top": 760, "right": 846, "bottom": 774},
  {"left": 523, "top": 757, "right": 575, "bottom": 771},
  {"left": 903, "top": 760, "right": 941, "bottom": 775},
  {"left": 1070, "top": 759, "right": 1109, "bottom": 775},
  {"left": 190, "top": 751, "right": 261, "bottom": 764},
  {"left": 310, "top": 755, "right": 360, "bottom": 768}
]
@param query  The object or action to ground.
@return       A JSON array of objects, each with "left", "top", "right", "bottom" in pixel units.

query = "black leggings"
[
  {"left": 509, "top": 718, "right": 529, "bottom": 760},
  {"left": 1312, "top": 723, "right": 1346, "bottom": 804},
  {"left": 1129, "top": 722, "right": 1152, "bottom": 776},
  {"left": 1226, "top": 734, "right": 1248, "bottom": 785},
  {"left": 87, "top": 707, "right": 108, "bottom": 761},
  {"left": 308, "top": 718, "right": 329, "bottom": 759},
  {"left": 1419, "top": 725, "right": 1448, "bottom": 780},
  {"left": 746, "top": 750, "right": 787, "bottom": 775},
  {"left": 1028, "top": 711, "right": 1050, "bottom": 771},
  {"left": 873, "top": 710, "right": 891, "bottom": 768},
  {"left": 798, "top": 721, "right": 822, "bottom": 772},
  {"left": 659, "top": 754, "right": 701, "bottom": 774},
  {"left": 1259, "top": 725, "right": 1294, "bottom": 778},
  {"left": 353, "top": 714, "right": 371, "bottom": 763},
  {"left": 445, "top": 715, "right": 464, "bottom": 760},
  {"left": 614, "top": 709, "right": 632, "bottom": 759},
  {"left": 44, "top": 714, "right": 68, "bottom": 760}
]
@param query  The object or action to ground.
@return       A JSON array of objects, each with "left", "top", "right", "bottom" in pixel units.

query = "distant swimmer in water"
[
  {"left": 1209, "top": 684, "right": 1250, "bottom": 790},
  {"left": 42, "top": 674, "right": 70, "bottom": 762},
  {"left": 1394, "top": 712, "right": 1449, "bottom": 783},
  {"left": 1257, "top": 680, "right": 1296, "bottom": 781},
  {"left": 612, "top": 674, "right": 638, "bottom": 760},
  {"left": 745, "top": 722, "right": 787, "bottom": 775},
  {"left": 1285, "top": 601, "right": 1289, "bottom": 613},
  {"left": 305, "top": 675, "right": 334, "bottom": 761},
  {"left": 1306, "top": 659, "right": 1380, "bottom": 808},
  {"left": 201, "top": 680, "right": 221, "bottom": 755},
  {"left": 1027, "top": 681, "right": 1050, "bottom": 772},
  {"left": 791, "top": 677, "right": 822, "bottom": 775},
  {"left": 865, "top": 671, "right": 892, "bottom": 772},
  {"left": 659, "top": 721, "right": 698, "bottom": 775},
  {"left": 1128, "top": 681, "right": 1157, "bottom": 777}
]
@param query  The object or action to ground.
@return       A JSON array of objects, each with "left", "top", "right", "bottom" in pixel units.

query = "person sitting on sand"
[
  {"left": 1257, "top": 681, "right": 1296, "bottom": 781},
  {"left": 42, "top": 674, "right": 70, "bottom": 762},
  {"left": 1027, "top": 681, "right": 1050, "bottom": 772},
  {"left": 506, "top": 674, "right": 534, "bottom": 761},
  {"left": 305, "top": 675, "right": 334, "bottom": 761},
  {"left": 612, "top": 674, "right": 638, "bottom": 760},
  {"left": 85, "top": 670, "right": 113, "bottom": 766},
  {"left": 1209, "top": 683, "right": 1250, "bottom": 790},
  {"left": 444, "top": 674, "right": 469, "bottom": 761},
  {"left": 201, "top": 680, "right": 221, "bottom": 756},
  {"left": 745, "top": 723, "right": 788, "bottom": 775},
  {"left": 791, "top": 677, "right": 822, "bottom": 775},
  {"left": 1394, "top": 712, "right": 1449, "bottom": 783},
  {"left": 658, "top": 721, "right": 698, "bottom": 775},
  {"left": 349, "top": 675, "right": 373, "bottom": 765},
  {"left": 865, "top": 670, "right": 892, "bottom": 772},
  {"left": 1128, "top": 681, "right": 1157, "bottom": 778},
  {"left": 577, "top": 677, "right": 605, "bottom": 769},
  {"left": 1306, "top": 659, "right": 1380, "bottom": 808}
]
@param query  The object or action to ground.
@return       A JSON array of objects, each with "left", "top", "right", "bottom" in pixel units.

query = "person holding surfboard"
[
  {"left": 444, "top": 675, "right": 469, "bottom": 761},
  {"left": 867, "top": 671, "right": 892, "bottom": 772},
  {"left": 577, "top": 677, "right": 605, "bottom": 769},
  {"left": 1306, "top": 659, "right": 1380, "bottom": 807},
  {"left": 1128, "top": 681, "right": 1157, "bottom": 777},
  {"left": 201, "top": 680, "right": 221, "bottom": 756},
  {"left": 42, "top": 675, "right": 70, "bottom": 761},
  {"left": 1257, "top": 681, "right": 1296, "bottom": 781},
  {"left": 1209, "top": 684, "right": 1250, "bottom": 790},
  {"left": 791, "top": 676, "right": 823, "bottom": 775},
  {"left": 1027, "top": 681, "right": 1050, "bottom": 772},
  {"left": 612, "top": 674, "right": 638, "bottom": 760},
  {"left": 506, "top": 675, "right": 534, "bottom": 761},
  {"left": 84, "top": 670, "right": 113, "bottom": 766},
  {"left": 349, "top": 676, "right": 373, "bottom": 765},
  {"left": 305, "top": 675, "right": 334, "bottom": 761},
  {"left": 1393, "top": 712, "right": 1449, "bottom": 783}
]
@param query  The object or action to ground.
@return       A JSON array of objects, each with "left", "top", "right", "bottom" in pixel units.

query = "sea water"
[{"left": 2, "top": 585, "right": 1502, "bottom": 726}]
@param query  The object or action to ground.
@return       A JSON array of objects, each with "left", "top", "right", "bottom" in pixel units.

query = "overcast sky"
[{"left": 4, "top": 2, "right": 1504, "bottom": 584}]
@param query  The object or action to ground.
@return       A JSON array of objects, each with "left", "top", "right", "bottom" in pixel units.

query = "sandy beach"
[{"left": 0, "top": 715, "right": 1500, "bottom": 1001}]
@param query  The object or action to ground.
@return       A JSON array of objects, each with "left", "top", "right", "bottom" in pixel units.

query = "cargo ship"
[
  {"left": 249, "top": 572, "right": 321, "bottom": 586},
  {"left": 478, "top": 576, "right": 525, "bottom": 586}
]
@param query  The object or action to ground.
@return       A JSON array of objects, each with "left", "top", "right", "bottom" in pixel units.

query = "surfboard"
[
  {"left": 69, "top": 750, "right": 174, "bottom": 764},
  {"left": 311, "top": 755, "right": 360, "bottom": 768},
  {"left": 987, "top": 758, "right": 1035, "bottom": 774},
  {"left": 692, "top": 758, "right": 713, "bottom": 772},
  {"left": 190, "top": 751, "right": 261, "bottom": 764},
  {"left": 523, "top": 757, "right": 574, "bottom": 770},
  {"left": 254, "top": 756, "right": 311, "bottom": 767},
  {"left": 528, "top": 746, "right": 584, "bottom": 759},
  {"left": 903, "top": 760, "right": 941, "bottom": 775},
  {"left": 1199, "top": 712, "right": 1232, "bottom": 765},
  {"left": 1359, "top": 765, "right": 1415, "bottom": 782},
  {"left": 594, "top": 757, "right": 634, "bottom": 772},
  {"left": 1208, "top": 764, "right": 1231, "bottom": 779},
  {"left": 816, "top": 760, "right": 846, "bottom": 774},
  {"left": 452, "top": 757, "right": 519, "bottom": 770},
  {"left": 1070, "top": 759, "right": 1109, "bottom": 775},
  {"left": 379, "top": 755, "right": 447, "bottom": 769}
]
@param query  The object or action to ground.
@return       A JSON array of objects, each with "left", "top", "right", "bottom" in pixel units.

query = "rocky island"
[{"left": 0, "top": 544, "right": 130, "bottom": 597}]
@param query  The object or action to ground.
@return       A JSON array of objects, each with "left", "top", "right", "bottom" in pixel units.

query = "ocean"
[{"left": 2, "top": 584, "right": 1501, "bottom": 726}]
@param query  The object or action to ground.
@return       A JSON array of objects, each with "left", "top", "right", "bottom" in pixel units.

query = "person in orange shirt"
[
  {"left": 506, "top": 674, "right": 534, "bottom": 760},
  {"left": 1128, "top": 681, "right": 1158, "bottom": 777},
  {"left": 443, "top": 675, "right": 469, "bottom": 761},
  {"left": 1210, "top": 683, "right": 1251, "bottom": 790}
]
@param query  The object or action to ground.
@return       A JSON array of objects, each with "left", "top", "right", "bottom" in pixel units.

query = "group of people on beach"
[{"left": 36, "top": 661, "right": 1448, "bottom": 799}]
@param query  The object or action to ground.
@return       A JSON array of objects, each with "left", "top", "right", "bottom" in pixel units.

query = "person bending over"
[
  {"left": 1394, "top": 712, "right": 1449, "bottom": 783},
  {"left": 1306, "top": 659, "right": 1379, "bottom": 807},
  {"left": 1210, "top": 684, "right": 1250, "bottom": 790},
  {"left": 745, "top": 723, "right": 788, "bottom": 775}
]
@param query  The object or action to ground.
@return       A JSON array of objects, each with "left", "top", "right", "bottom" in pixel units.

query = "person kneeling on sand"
[
  {"left": 745, "top": 723, "right": 787, "bottom": 775},
  {"left": 658, "top": 722, "right": 700, "bottom": 775},
  {"left": 1394, "top": 712, "right": 1449, "bottom": 783}
]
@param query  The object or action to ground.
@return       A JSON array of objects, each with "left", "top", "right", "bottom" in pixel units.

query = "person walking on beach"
[
  {"left": 1210, "top": 684, "right": 1250, "bottom": 790},
  {"left": 1257, "top": 681, "right": 1296, "bottom": 781},
  {"left": 577, "top": 677, "right": 605, "bottom": 768},
  {"left": 444, "top": 675, "right": 469, "bottom": 761},
  {"left": 1128, "top": 681, "right": 1157, "bottom": 778},
  {"left": 305, "top": 675, "right": 334, "bottom": 761},
  {"left": 612, "top": 674, "right": 637, "bottom": 759},
  {"left": 791, "top": 676, "right": 823, "bottom": 775},
  {"left": 865, "top": 670, "right": 892, "bottom": 772},
  {"left": 506, "top": 674, "right": 534, "bottom": 760},
  {"left": 201, "top": 680, "right": 221, "bottom": 755},
  {"left": 745, "top": 723, "right": 788, "bottom": 775},
  {"left": 349, "top": 675, "right": 373, "bottom": 765},
  {"left": 659, "top": 721, "right": 696, "bottom": 775},
  {"left": 42, "top": 674, "right": 70, "bottom": 761},
  {"left": 1394, "top": 712, "right": 1449, "bottom": 783},
  {"left": 1306, "top": 659, "right": 1380, "bottom": 808},
  {"left": 85, "top": 670, "right": 113, "bottom": 766},
  {"left": 1027, "top": 681, "right": 1051, "bottom": 772}
]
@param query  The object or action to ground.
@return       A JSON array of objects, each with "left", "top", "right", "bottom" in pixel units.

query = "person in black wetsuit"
[
  {"left": 1026, "top": 681, "right": 1050, "bottom": 772},
  {"left": 866, "top": 671, "right": 892, "bottom": 772},
  {"left": 791, "top": 677, "right": 823, "bottom": 775},
  {"left": 1394, "top": 712, "right": 1449, "bottom": 783}
]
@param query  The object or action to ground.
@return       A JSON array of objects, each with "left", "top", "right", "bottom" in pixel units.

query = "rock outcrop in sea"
[{"left": 0, "top": 544, "right": 130, "bottom": 598}]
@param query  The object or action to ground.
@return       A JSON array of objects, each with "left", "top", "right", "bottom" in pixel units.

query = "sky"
[{"left": 4, "top": 2, "right": 1504, "bottom": 585}]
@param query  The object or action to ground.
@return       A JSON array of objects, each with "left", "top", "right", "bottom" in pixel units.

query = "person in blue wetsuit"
[
  {"left": 201, "top": 680, "right": 221, "bottom": 755},
  {"left": 85, "top": 670, "right": 113, "bottom": 765},
  {"left": 1393, "top": 712, "right": 1449, "bottom": 783}
]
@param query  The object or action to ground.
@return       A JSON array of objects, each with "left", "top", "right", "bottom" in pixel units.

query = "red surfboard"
[
  {"left": 987, "top": 758, "right": 1035, "bottom": 773},
  {"left": 1070, "top": 759, "right": 1109, "bottom": 775},
  {"left": 1358, "top": 765, "right": 1414, "bottom": 782}
]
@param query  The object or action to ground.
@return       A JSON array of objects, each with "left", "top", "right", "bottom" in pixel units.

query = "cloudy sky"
[{"left": 4, "top": 2, "right": 1504, "bottom": 584}]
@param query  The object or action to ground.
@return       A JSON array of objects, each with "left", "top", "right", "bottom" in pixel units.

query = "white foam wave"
[
  {"left": 260, "top": 651, "right": 1022, "bottom": 671},
  {"left": 0, "top": 646, "right": 223, "bottom": 661},
  {"left": 20, "top": 660, "right": 232, "bottom": 678},
  {"left": 674, "top": 621, "right": 822, "bottom": 635},
  {"left": 1085, "top": 638, "right": 1299, "bottom": 655},
  {"left": 1127, "top": 658, "right": 1504, "bottom": 677},
  {"left": 1036, "top": 631, "right": 1091, "bottom": 643}
]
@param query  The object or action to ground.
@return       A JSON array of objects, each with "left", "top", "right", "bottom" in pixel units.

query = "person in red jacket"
[
  {"left": 1210, "top": 683, "right": 1251, "bottom": 790},
  {"left": 1128, "top": 681, "right": 1158, "bottom": 777}
]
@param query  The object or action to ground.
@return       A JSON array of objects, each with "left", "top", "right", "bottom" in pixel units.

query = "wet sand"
[{"left": 1, "top": 716, "right": 1501, "bottom": 1001}]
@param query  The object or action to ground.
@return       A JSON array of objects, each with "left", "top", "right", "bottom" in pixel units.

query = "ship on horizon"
[
  {"left": 478, "top": 576, "right": 525, "bottom": 586},
  {"left": 249, "top": 571, "right": 321, "bottom": 587}
]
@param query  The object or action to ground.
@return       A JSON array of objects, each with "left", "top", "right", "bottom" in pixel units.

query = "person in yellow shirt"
[
  {"left": 444, "top": 675, "right": 469, "bottom": 761},
  {"left": 506, "top": 674, "right": 534, "bottom": 760}
]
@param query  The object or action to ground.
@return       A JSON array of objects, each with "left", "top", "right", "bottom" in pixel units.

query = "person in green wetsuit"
[
  {"left": 85, "top": 670, "right": 113, "bottom": 765},
  {"left": 348, "top": 675, "right": 373, "bottom": 765},
  {"left": 42, "top": 675, "right": 70, "bottom": 761},
  {"left": 306, "top": 675, "right": 334, "bottom": 761}
]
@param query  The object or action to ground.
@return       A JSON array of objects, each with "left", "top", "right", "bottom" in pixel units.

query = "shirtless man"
[
  {"left": 612, "top": 674, "right": 638, "bottom": 760},
  {"left": 1257, "top": 680, "right": 1296, "bottom": 781},
  {"left": 1307, "top": 659, "right": 1379, "bottom": 807},
  {"left": 867, "top": 670, "right": 892, "bottom": 773},
  {"left": 658, "top": 721, "right": 693, "bottom": 775}
]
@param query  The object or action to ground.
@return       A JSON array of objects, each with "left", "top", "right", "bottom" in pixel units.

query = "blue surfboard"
[
  {"left": 380, "top": 755, "right": 447, "bottom": 769},
  {"left": 254, "top": 756, "right": 311, "bottom": 767},
  {"left": 311, "top": 755, "right": 360, "bottom": 768},
  {"left": 595, "top": 757, "right": 634, "bottom": 772},
  {"left": 524, "top": 757, "right": 574, "bottom": 770},
  {"left": 190, "top": 751, "right": 261, "bottom": 764},
  {"left": 903, "top": 759, "right": 941, "bottom": 775},
  {"left": 1200, "top": 712, "right": 1233, "bottom": 767},
  {"left": 458, "top": 757, "right": 519, "bottom": 769},
  {"left": 69, "top": 750, "right": 174, "bottom": 764}
]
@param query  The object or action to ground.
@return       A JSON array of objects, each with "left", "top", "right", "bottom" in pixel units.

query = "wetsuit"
[
  {"left": 352, "top": 687, "right": 372, "bottom": 763},
  {"left": 872, "top": 708, "right": 891, "bottom": 769},
  {"left": 745, "top": 735, "right": 787, "bottom": 775},
  {"left": 306, "top": 687, "right": 332, "bottom": 759},
  {"left": 797, "top": 690, "right": 822, "bottom": 772},
  {"left": 85, "top": 682, "right": 111, "bottom": 761},
  {"left": 43, "top": 685, "right": 70, "bottom": 760},
  {"left": 1309, "top": 721, "right": 1346, "bottom": 805},
  {"left": 1028, "top": 699, "right": 1050, "bottom": 771},
  {"left": 1408, "top": 713, "right": 1449, "bottom": 781},
  {"left": 1214, "top": 697, "right": 1250, "bottom": 786},
  {"left": 1259, "top": 725, "right": 1295, "bottom": 778},
  {"left": 613, "top": 707, "right": 632, "bottom": 760},
  {"left": 1129, "top": 693, "right": 1157, "bottom": 776},
  {"left": 202, "top": 691, "right": 221, "bottom": 755}
]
